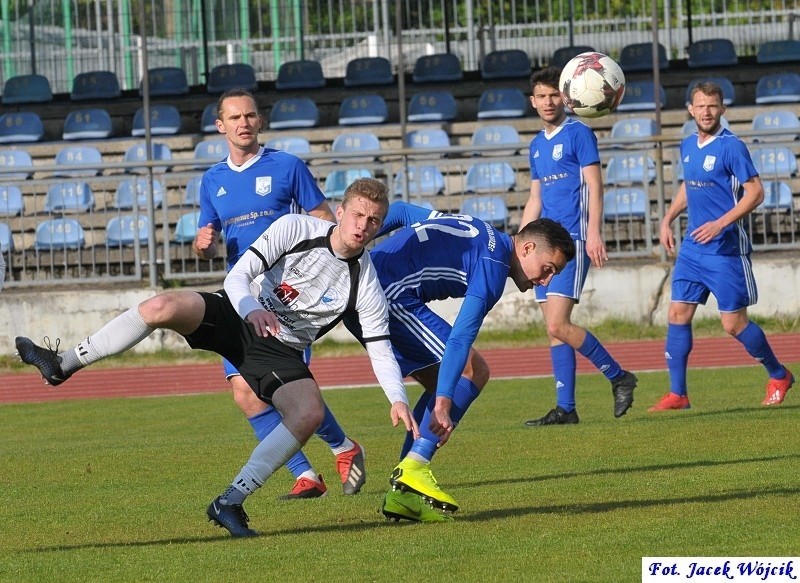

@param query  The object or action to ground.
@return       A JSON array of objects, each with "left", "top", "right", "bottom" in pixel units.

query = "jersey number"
[{"left": 413, "top": 215, "right": 479, "bottom": 242}]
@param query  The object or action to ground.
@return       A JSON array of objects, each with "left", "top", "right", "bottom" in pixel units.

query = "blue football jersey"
[
  {"left": 528, "top": 118, "right": 600, "bottom": 240},
  {"left": 197, "top": 147, "right": 326, "bottom": 269},
  {"left": 679, "top": 128, "right": 758, "bottom": 255}
]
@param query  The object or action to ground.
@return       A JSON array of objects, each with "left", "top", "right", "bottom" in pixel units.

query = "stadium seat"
[
  {"left": 412, "top": 53, "right": 463, "bottom": 83},
  {"left": 106, "top": 214, "right": 150, "bottom": 247},
  {"left": 114, "top": 177, "right": 166, "bottom": 209},
  {"left": 339, "top": 94, "right": 389, "bottom": 126},
  {"left": 757, "top": 181, "right": 793, "bottom": 212},
  {"left": 34, "top": 218, "right": 85, "bottom": 250},
  {"left": 123, "top": 142, "right": 173, "bottom": 173},
  {"left": 193, "top": 139, "right": 228, "bottom": 169},
  {"left": 465, "top": 162, "right": 517, "bottom": 193},
  {"left": 174, "top": 211, "right": 200, "bottom": 243},
  {"left": 755, "top": 73, "right": 800, "bottom": 105},
  {"left": 392, "top": 165, "right": 445, "bottom": 197},
  {"left": 685, "top": 77, "right": 736, "bottom": 106},
  {"left": 70, "top": 70, "right": 121, "bottom": 101},
  {"left": 0, "top": 148, "right": 34, "bottom": 180},
  {"left": 756, "top": 40, "right": 800, "bottom": 64},
  {"left": 132, "top": 105, "right": 182, "bottom": 136},
  {"left": 460, "top": 195, "right": 510, "bottom": 229},
  {"left": 470, "top": 124, "right": 521, "bottom": 156},
  {"left": 618, "top": 42, "right": 668, "bottom": 72},
  {"left": 0, "top": 112, "right": 44, "bottom": 143},
  {"left": 324, "top": 169, "right": 373, "bottom": 200},
  {"left": 44, "top": 182, "right": 94, "bottom": 213},
  {"left": 0, "top": 185, "right": 24, "bottom": 216},
  {"left": 603, "top": 188, "right": 648, "bottom": 220},
  {"left": 752, "top": 110, "right": 800, "bottom": 143},
  {"left": 551, "top": 45, "right": 595, "bottom": 69},
  {"left": 269, "top": 97, "right": 319, "bottom": 130},
  {"left": 142, "top": 67, "right": 190, "bottom": 97},
  {"left": 331, "top": 132, "right": 381, "bottom": 163},
  {"left": 344, "top": 57, "right": 394, "bottom": 87},
  {"left": 406, "top": 128, "right": 450, "bottom": 156},
  {"left": 54, "top": 145, "right": 103, "bottom": 177},
  {"left": 616, "top": 80, "right": 666, "bottom": 112},
  {"left": 62, "top": 108, "right": 113, "bottom": 140},
  {"left": 687, "top": 38, "right": 738, "bottom": 68},
  {"left": 201, "top": 103, "right": 219, "bottom": 133},
  {"left": 610, "top": 117, "right": 657, "bottom": 146},
  {"left": 264, "top": 135, "right": 311, "bottom": 156},
  {"left": 407, "top": 91, "right": 457, "bottom": 122},
  {"left": 206, "top": 63, "right": 257, "bottom": 93},
  {"left": 182, "top": 176, "right": 204, "bottom": 207},
  {"left": 0, "top": 222, "right": 13, "bottom": 253},
  {"left": 275, "top": 60, "right": 326, "bottom": 90},
  {"left": 681, "top": 116, "right": 729, "bottom": 137},
  {"left": 604, "top": 154, "right": 657, "bottom": 185},
  {"left": 477, "top": 88, "right": 528, "bottom": 119},
  {"left": 480, "top": 49, "right": 531, "bottom": 80},
  {"left": 751, "top": 146, "right": 798, "bottom": 178},
  {"left": 2, "top": 74, "right": 53, "bottom": 105}
]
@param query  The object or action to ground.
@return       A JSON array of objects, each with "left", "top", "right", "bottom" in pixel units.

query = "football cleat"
[
  {"left": 336, "top": 441, "right": 366, "bottom": 495},
  {"left": 762, "top": 367, "right": 795, "bottom": 406},
  {"left": 280, "top": 474, "right": 328, "bottom": 500},
  {"left": 389, "top": 458, "right": 459, "bottom": 512},
  {"left": 382, "top": 490, "right": 454, "bottom": 523},
  {"left": 611, "top": 370, "right": 638, "bottom": 418},
  {"left": 15, "top": 336, "right": 71, "bottom": 386},
  {"left": 206, "top": 496, "right": 258, "bottom": 538},
  {"left": 647, "top": 392, "right": 691, "bottom": 412},
  {"left": 524, "top": 406, "right": 579, "bottom": 427}
]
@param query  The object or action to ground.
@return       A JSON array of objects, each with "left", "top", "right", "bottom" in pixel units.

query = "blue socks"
[
  {"left": 314, "top": 403, "right": 347, "bottom": 450},
  {"left": 577, "top": 331, "right": 623, "bottom": 380},
  {"left": 665, "top": 323, "right": 692, "bottom": 396},
  {"left": 248, "top": 407, "right": 312, "bottom": 477},
  {"left": 400, "top": 390, "right": 434, "bottom": 459},
  {"left": 552, "top": 343, "right": 577, "bottom": 412},
  {"left": 735, "top": 321, "right": 785, "bottom": 379}
]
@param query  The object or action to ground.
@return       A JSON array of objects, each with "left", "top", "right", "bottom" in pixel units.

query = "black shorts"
[{"left": 183, "top": 290, "right": 314, "bottom": 403}]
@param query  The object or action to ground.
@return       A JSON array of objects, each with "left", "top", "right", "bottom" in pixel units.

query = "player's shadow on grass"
[{"left": 631, "top": 402, "right": 800, "bottom": 421}]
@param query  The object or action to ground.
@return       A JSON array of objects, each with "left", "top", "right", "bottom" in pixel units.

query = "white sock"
[
  {"left": 298, "top": 469, "right": 320, "bottom": 482},
  {"left": 331, "top": 437, "right": 355, "bottom": 456},
  {"left": 230, "top": 423, "right": 302, "bottom": 500},
  {"left": 72, "top": 307, "right": 154, "bottom": 368}
]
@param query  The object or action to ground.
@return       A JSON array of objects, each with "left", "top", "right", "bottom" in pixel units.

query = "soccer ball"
[{"left": 559, "top": 52, "right": 626, "bottom": 118}]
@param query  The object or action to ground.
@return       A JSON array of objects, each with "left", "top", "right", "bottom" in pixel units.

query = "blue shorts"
[
  {"left": 387, "top": 294, "right": 452, "bottom": 377},
  {"left": 535, "top": 239, "right": 589, "bottom": 303},
  {"left": 671, "top": 245, "right": 758, "bottom": 312},
  {"left": 223, "top": 346, "right": 312, "bottom": 379}
]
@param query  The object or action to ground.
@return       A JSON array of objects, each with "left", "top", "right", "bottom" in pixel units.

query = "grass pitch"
[{"left": 1, "top": 364, "right": 798, "bottom": 582}]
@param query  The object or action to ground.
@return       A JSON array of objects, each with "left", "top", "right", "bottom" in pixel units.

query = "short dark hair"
[
  {"left": 216, "top": 88, "right": 258, "bottom": 119},
  {"left": 530, "top": 66, "right": 561, "bottom": 93},
  {"left": 518, "top": 218, "right": 576, "bottom": 263}
]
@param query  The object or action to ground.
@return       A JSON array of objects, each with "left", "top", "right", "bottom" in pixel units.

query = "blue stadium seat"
[
  {"left": 618, "top": 42, "right": 668, "bottom": 73},
  {"left": 603, "top": 188, "right": 648, "bottom": 220},
  {"left": 477, "top": 88, "right": 528, "bottom": 119},
  {"left": 755, "top": 73, "right": 800, "bottom": 105},
  {"left": 687, "top": 38, "right": 738, "bottom": 68},
  {"left": 275, "top": 60, "right": 326, "bottom": 90},
  {"left": 393, "top": 165, "right": 445, "bottom": 197},
  {"left": 756, "top": 40, "right": 800, "bottom": 64},
  {"left": 685, "top": 77, "right": 736, "bottom": 106},
  {"left": 324, "top": 169, "right": 373, "bottom": 200},
  {"left": 757, "top": 181, "right": 793, "bottom": 212},
  {"left": 412, "top": 53, "right": 463, "bottom": 83},
  {"left": 0, "top": 222, "right": 13, "bottom": 253},
  {"left": 0, "top": 185, "right": 24, "bottom": 216},
  {"left": 480, "top": 49, "right": 531, "bottom": 80},
  {"left": 551, "top": 46, "right": 595, "bottom": 69},
  {"left": 331, "top": 132, "right": 381, "bottom": 163},
  {"left": 201, "top": 103, "right": 219, "bottom": 133},
  {"left": 114, "top": 177, "right": 166, "bottom": 209},
  {"left": 604, "top": 154, "right": 657, "bottom": 185},
  {"left": 751, "top": 146, "right": 798, "bottom": 178},
  {"left": 44, "top": 182, "right": 94, "bottom": 213},
  {"left": 206, "top": 63, "right": 257, "bottom": 93},
  {"left": 265, "top": 135, "right": 311, "bottom": 156},
  {"left": 193, "top": 139, "right": 228, "bottom": 169},
  {"left": 34, "top": 218, "right": 85, "bottom": 250},
  {"left": 470, "top": 124, "right": 521, "bottom": 156},
  {"left": 62, "top": 108, "right": 113, "bottom": 140},
  {"left": 344, "top": 57, "right": 394, "bottom": 87},
  {"left": 752, "top": 110, "right": 800, "bottom": 142},
  {"left": 616, "top": 80, "right": 666, "bottom": 112},
  {"left": 183, "top": 176, "right": 204, "bottom": 206},
  {"left": 106, "top": 214, "right": 150, "bottom": 247},
  {"left": 132, "top": 105, "right": 182, "bottom": 136},
  {"left": 460, "top": 195, "right": 510, "bottom": 229},
  {"left": 123, "top": 142, "right": 173, "bottom": 173},
  {"left": 407, "top": 91, "right": 457, "bottom": 122},
  {"left": 0, "top": 148, "right": 34, "bottom": 180},
  {"left": 610, "top": 117, "right": 657, "bottom": 146},
  {"left": 54, "top": 146, "right": 103, "bottom": 177},
  {"left": 71, "top": 70, "right": 121, "bottom": 101},
  {"left": 338, "top": 94, "right": 389, "bottom": 126},
  {"left": 269, "top": 97, "right": 319, "bottom": 130},
  {"left": 174, "top": 211, "right": 200, "bottom": 243},
  {"left": 0, "top": 112, "right": 44, "bottom": 144},
  {"left": 2, "top": 74, "right": 53, "bottom": 105},
  {"left": 406, "top": 128, "right": 450, "bottom": 155},
  {"left": 465, "top": 163, "right": 517, "bottom": 193},
  {"left": 142, "top": 67, "right": 189, "bottom": 97},
  {"left": 681, "top": 116, "right": 729, "bottom": 137}
]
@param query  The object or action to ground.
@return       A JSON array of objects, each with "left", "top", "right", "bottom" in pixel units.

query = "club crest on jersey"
[
  {"left": 255, "top": 176, "right": 272, "bottom": 196},
  {"left": 321, "top": 288, "right": 339, "bottom": 304},
  {"left": 552, "top": 144, "right": 563, "bottom": 161},
  {"left": 703, "top": 155, "right": 716, "bottom": 172},
  {"left": 274, "top": 282, "right": 299, "bottom": 305}
]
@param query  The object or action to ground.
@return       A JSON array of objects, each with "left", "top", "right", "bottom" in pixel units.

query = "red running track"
[{"left": 2, "top": 334, "right": 798, "bottom": 405}]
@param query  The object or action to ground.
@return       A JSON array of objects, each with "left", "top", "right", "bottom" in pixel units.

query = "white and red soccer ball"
[{"left": 559, "top": 52, "right": 626, "bottom": 118}]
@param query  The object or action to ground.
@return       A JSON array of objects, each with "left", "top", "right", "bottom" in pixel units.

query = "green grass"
[{"left": 1, "top": 364, "right": 799, "bottom": 582}]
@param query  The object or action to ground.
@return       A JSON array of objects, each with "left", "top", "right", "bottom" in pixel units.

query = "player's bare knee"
[
  {"left": 138, "top": 293, "right": 179, "bottom": 326},
  {"left": 467, "top": 351, "right": 490, "bottom": 389}
]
